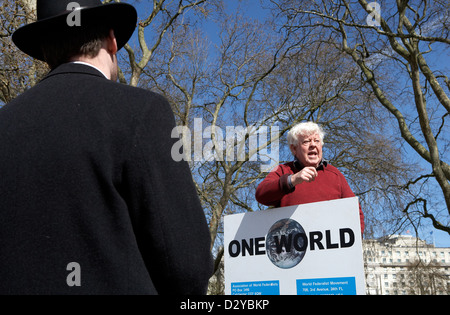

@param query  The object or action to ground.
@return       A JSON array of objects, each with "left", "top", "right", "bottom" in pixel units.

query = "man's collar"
[
  {"left": 71, "top": 61, "right": 109, "bottom": 79},
  {"left": 41, "top": 62, "right": 109, "bottom": 82},
  {"left": 293, "top": 156, "right": 328, "bottom": 170}
]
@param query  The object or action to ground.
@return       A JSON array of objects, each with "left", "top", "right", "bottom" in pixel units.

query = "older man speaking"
[{"left": 255, "top": 122, "right": 364, "bottom": 233}]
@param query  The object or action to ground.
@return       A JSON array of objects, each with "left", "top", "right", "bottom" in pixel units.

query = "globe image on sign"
[{"left": 266, "top": 218, "right": 307, "bottom": 269}]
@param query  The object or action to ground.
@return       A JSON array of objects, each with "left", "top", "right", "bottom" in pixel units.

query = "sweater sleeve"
[{"left": 255, "top": 165, "right": 294, "bottom": 207}]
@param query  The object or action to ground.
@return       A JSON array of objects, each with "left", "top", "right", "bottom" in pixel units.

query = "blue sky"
[{"left": 126, "top": 0, "right": 450, "bottom": 247}]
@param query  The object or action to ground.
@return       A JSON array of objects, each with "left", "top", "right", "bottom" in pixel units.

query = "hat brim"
[{"left": 12, "top": 3, "right": 137, "bottom": 61}]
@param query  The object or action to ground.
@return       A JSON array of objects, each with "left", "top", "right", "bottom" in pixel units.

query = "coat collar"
[
  {"left": 41, "top": 62, "right": 108, "bottom": 82},
  {"left": 71, "top": 61, "right": 109, "bottom": 79}
]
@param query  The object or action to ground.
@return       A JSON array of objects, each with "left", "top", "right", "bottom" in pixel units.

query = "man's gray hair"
[{"left": 287, "top": 122, "right": 325, "bottom": 146}]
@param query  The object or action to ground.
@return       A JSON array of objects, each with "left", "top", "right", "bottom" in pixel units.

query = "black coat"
[{"left": 0, "top": 63, "right": 213, "bottom": 294}]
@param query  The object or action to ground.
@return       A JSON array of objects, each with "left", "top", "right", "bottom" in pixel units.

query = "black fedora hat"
[{"left": 12, "top": 0, "right": 137, "bottom": 61}]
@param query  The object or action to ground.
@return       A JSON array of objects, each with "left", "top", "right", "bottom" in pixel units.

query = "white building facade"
[{"left": 363, "top": 235, "right": 450, "bottom": 295}]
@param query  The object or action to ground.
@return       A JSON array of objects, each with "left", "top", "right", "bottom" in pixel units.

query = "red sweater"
[{"left": 255, "top": 161, "right": 365, "bottom": 233}]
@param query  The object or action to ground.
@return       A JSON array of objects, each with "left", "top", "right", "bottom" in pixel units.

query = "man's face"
[{"left": 290, "top": 133, "right": 323, "bottom": 168}]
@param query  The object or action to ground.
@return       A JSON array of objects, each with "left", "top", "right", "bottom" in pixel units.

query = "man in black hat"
[{"left": 0, "top": 0, "right": 213, "bottom": 294}]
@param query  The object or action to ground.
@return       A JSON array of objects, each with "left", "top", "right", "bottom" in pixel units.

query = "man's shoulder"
[
  {"left": 113, "top": 81, "right": 165, "bottom": 103},
  {"left": 116, "top": 83, "right": 172, "bottom": 118},
  {"left": 323, "top": 163, "right": 345, "bottom": 177},
  {"left": 282, "top": 161, "right": 295, "bottom": 169},
  {"left": 104, "top": 80, "right": 166, "bottom": 104},
  {"left": 2, "top": 68, "right": 170, "bottom": 124},
  {"left": 270, "top": 161, "right": 295, "bottom": 174}
]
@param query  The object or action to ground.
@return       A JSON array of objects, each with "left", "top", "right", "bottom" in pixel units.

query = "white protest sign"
[{"left": 224, "top": 197, "right": 365, "bottom": 295}]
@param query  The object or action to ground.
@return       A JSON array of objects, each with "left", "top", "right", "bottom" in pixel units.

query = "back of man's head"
[{"left": 40, "top": 23, "right": 110, "bottom": 70}]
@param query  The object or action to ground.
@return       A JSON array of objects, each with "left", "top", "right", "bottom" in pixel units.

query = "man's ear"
[
  {"left": 289, "top": 144, "right": 296, "bottom": 155},
  {"left": 107, "top": 29, "right": 118, "bottom": 55}
]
